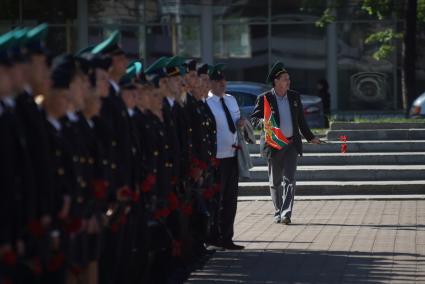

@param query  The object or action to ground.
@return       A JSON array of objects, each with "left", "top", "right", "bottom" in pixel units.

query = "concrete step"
[
  {"left": 250, "top": 152, "right": 425, "bottom": 166},
  {"left": 326, "top": 129, "right": 425, "bottom": 141},
  {"left": 247, "top": 140, "right": 425, "bottom": 154},
  {"left": 238, "top": 180, "right": 425, "bottom": 195},
  {"left": 248, "top": 165, "right": 425, "bottom": 181},
  {"left": 330, "top": 122, "right": 425, "bottom": 130}
]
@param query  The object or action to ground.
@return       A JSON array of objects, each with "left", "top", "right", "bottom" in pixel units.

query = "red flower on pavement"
[
  {"left": 140, "top": 174, "right": 156, "bottom": 193},
  {"left": 28, "top": 219, "right": 44, "bottom": 238},
  {"left": 91, "top": 179, "right": 109, "bottom": 200},
  {"left": 172, "top": 240, "right": 182, "bottom": 257},
  {"left": 47, "top": 252, "right": 65, "bottom": 272},
  {"left": 339, "top": 135, "right": 348, "bottom": 142},
  {"left": 2, "top": 250, "right": 17, "bottom": 266}
]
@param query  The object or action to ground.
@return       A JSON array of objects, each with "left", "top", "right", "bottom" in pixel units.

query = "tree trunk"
[{"left": 402, "top": 0, "right": 417, "bottom": 115}]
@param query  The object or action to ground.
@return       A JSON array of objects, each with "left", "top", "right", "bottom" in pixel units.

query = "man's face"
[
  {"left": 10, "top": 63, "right": 28, "bottom": 93},
  {"left": 111, "top": 54, "right": 128, "bottom": 77},
  {"left": 274, "top": 73, "right": 290, "bottom": 93},
  {"left": 166, "top": 75, "right": 182, "bottom": 96},
  {"left": 27, "top": 54, "right": 50, "bottom": 92},
  {"left": 83, "top": 92, "right": 101, "bottom": 118},
  {"left": 210, "top": 79, "right": 226, "bottom": 96},
  {"left": 135, "top": 84, "right": 151, "bottom": 109},
  {"left": 95, "top": 69, "right": 110, "bottom": 98},
  {"left": 69, "top": 74, "right": 86, "bottom": 110},
  {"left": 0, "top": 65, "right": 12, "bottom": 97},
  {"left": 121, "top": 89, "right": 137, "bottom": 109},
  {"left": 184, "top": 70, "right": 198, "bottom": 91},
  {"left": 150, "top": 88, "right": 163, "bottom": 111}
]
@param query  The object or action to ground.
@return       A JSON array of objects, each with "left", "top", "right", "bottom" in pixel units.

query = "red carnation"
[
  {"left": 28, "top": 220, "right": 44, "bottom": 238},
  {"left": 131, "top": 191, "right": 140, "bottom": 203},
  {"left": 31, "top": 257, "right": 42, "bottom": 276},
  {"left": 47, "top": 252, "right": 65, "bottom": 272},
  {"left": 91, "top": 179, "right": 109, "bottom": 200},
  {"left": 154, "top": 208, "right": 171, "bottom": 220},
  {"left": 213, "top": 183, "right": 221, "bottom": 193},
  {"left": 202, "top": 188, "right": 214, "bottom": 200},
  {"left": 172, "top": 240, "right": 182, "bottom": 257},
  {"left": 167, "top": 192, "right": 180, "bottom": 211},
  {"left": 339, "top": 135, "right": 348, "bottom": 142},
  {"left": 189, "top": 167, "right": 203, "bottom": 180},
  {"left": 117, "top": 186, "right": 132, "bottom": 201},
  {"left": 2, "top": 250, "right": 17, "bottom": 267},
  {"left": 210, "top": 157, "right": 220, "bottom": 168},
  {"left": 2, "top": 278, "right": 12, "bottom": 284},
  {"left": 341, "top": 144, "right": 347, "bottom": 153},
  {"left": 180, "top": 203, "right": 193, "bottom": 216},
  {"left": 140, "top": 174, "right": 156, "bottom": 193},
  {"left": 64, "top": 218, "right": 83, "bottom": 234}
]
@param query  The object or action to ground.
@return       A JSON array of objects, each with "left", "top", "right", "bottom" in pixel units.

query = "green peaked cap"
[
  {"left": 91, "top": 31, "right": 123, "bottom": 55},
  {"left": 266, "top": 61, "right": 288, "bottom": 84}
]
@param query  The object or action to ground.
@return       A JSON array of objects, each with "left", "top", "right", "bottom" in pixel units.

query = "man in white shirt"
[{"left": 207, "top": 64, "right": 245, "bottom": 250}]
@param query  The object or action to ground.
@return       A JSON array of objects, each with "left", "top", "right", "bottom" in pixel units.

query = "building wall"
[{"left": 0, "top": 0, "right": 413, "bottom": 112}]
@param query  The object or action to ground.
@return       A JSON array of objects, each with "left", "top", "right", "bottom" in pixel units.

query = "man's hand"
[
  {"left": 237, "top": 117, "right": 246, "bottom": 128},
  {"left": 310, "top": 137, "right": 322, "bottom": 144}
]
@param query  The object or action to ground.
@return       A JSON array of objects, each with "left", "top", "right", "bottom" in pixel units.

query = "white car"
[{"left": 410, "top": 92, "right": 425, "bottom": 117}]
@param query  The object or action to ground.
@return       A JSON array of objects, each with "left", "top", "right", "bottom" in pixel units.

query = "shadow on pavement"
[{"left": 187, "top": 249, "right": 424, "bottom": 283}]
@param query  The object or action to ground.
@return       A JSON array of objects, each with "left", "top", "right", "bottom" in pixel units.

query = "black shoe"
[
  {"left": 282, "top": 217, "right": 291, "bottom": 225},
  {"left": 274, "top": 216, "right": 281, "bottom": 223},
  {"left": 222, "top": 242, "right": 245, "bottom": 250}
]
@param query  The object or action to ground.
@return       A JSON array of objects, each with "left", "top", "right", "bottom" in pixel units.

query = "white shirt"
[
  {"left": 207, "top": 91, "right": 240, "bottom": 159},
  {"left": 47, "top": 116, "right": 62, "bottom": 131},
  {"left": 109, "top": 80, "right": 120, "bottom": 94},
  {"left": 66, "top": 111, "right": 79, "bottom": 122},
  {"left": 166, "top": 97, "right": 175, "bottom": 108}
]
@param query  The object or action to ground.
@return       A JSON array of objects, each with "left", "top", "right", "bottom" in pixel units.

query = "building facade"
[{"left": 1, "top": 0, "right": 417, "bottom": 113}]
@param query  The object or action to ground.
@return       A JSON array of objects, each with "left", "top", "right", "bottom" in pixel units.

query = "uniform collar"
[
  {"left": 166, "top": 96, "right": 175, "bottom": 107},
  {"left": 272, "top": 88, "right": 288, "bottom": 101},
  {"left": 47, "top": 116, "right": 62, "bottom": 131},
  {"left": 208, "top": 91, "right": 223, "bottom": 102},
  {"left": 109, "top": 79, "right": 120, "bottom": 93},
  {"left": 66, "top": 111, "right": 79, "bottom": 122}
]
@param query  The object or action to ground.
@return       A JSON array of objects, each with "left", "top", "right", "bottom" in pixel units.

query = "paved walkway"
[{"left": 187, "top": 199, "right": 425, "bottom": 283}]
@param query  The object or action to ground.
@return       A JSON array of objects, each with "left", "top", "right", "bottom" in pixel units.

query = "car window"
[{"left": 227, "top": 91, "right": 257, "bottom": 107}]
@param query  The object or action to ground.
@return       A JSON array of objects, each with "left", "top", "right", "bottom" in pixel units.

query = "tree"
[{"left": 310, "top": 0, "right": 425, "bottom": 113}]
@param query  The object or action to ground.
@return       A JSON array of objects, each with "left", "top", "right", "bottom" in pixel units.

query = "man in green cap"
[{"left": 250, "top": 62, "right": 321, "bottom": 225}]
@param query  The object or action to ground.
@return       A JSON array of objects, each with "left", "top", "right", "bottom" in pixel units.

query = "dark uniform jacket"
[
  {"left": 99, "top": 84, "right": 133, "bottom": 195},
  {"left": 15, "top": 91, "right": 54, "bottom": 217},
  {"left": 250, "top": 89, "right": 315, "bottom": 159},
  {"left": 0, "top": 102, "right": 36, "bottom": 244}
]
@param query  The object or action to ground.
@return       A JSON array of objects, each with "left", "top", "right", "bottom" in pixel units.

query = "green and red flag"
[{"left": 263, "top": 95, "right": 290, "bottom": 150}]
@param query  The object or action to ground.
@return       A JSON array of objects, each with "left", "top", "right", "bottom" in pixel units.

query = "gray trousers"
[{"left": 267, "top": 144, "right": 298, "bottom": 219}]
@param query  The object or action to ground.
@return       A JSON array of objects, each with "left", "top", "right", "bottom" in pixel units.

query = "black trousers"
[{"left": 217, "top": 156, "right": 239, "bottom": 244}]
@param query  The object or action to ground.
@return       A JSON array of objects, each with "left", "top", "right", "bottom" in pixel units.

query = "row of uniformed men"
[{"left": 0, "top": 24, "right": 226, "bottom": 284}]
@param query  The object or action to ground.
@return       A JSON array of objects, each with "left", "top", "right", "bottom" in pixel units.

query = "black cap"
[
  {"left": 197, "top": 63, "right": 213, "bottom": 76},
  {"left": 91, "top": 31, "right": 124, "bottom": 57},
  {"left": 50, "top": 54, "right": 78, "bottom": 89},
  {"left": 183, "top": 59, "right": 197, "bottom": 73},
  {"left": 24, "top": 23, "right": 49, "bottom": 56},
  {"left": 209, "top": 63, "right": 226, "bottom": 81}
]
